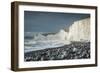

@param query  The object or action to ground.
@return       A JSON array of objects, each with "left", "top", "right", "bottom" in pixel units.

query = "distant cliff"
[{"left": 67, "top": 18, "right": 90, "bottom": 42}]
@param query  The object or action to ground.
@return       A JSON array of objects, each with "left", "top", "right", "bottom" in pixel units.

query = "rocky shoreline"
[{"left": 24, "top": 42, "right": 90, "bottom": 62}]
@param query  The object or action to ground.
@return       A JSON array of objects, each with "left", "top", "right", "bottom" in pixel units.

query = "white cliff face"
[{"left": 68, "top": 18, "right": 90, "bottom": 42}]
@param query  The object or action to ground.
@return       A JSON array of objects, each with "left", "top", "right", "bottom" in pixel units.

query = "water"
[
  {"left": 24, "top": 32, "right": 70, "bottom": 53},
  {"left": 24, "top": 18, "right": 90, "bottom": 53}
]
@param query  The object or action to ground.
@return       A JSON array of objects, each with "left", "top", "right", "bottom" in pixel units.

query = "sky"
[{"left": 24, "top": 11, "right": 90, "bottom": 32}]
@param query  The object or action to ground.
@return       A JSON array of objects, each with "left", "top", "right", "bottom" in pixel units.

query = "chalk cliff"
[{"left": 67, "top": 18, "right": 90, "bottom": 41}]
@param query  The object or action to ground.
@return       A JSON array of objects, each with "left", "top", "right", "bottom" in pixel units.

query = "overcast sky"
[{"left": 24, "top": 11, "right": 90, "bottom": 32}]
